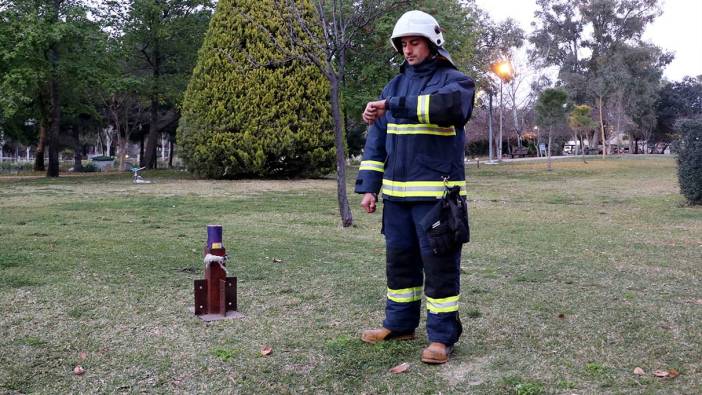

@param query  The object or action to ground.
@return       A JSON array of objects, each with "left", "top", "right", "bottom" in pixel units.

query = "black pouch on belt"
[{"left": 419, "top": 185, "right": 470, "bottom": 256}]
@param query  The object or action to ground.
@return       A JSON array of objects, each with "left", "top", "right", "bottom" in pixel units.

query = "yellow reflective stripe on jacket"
[
  {"left": 417, "top": 94, "right": 430, "bottom": 123},
  {"left": 359, "top": 160, "right": 385, "bottom": 172},
  {"left": 426, "top": 295, "right": 459, "bottom": 313},
  {"left": 387, "top": 286, "right": 423, "bottom": 303},
  {"left": 382, "top": 179, "right": 467, "bottom": 198},
  {"left": 387, "top": 123, "right": 455, "bottom": 136}
]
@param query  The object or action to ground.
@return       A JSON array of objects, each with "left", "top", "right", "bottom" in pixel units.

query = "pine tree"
[
  {"left": 677, "top": 118, "right": 702, "bottom": 205},
  {"left": 177, "top": 0, "right": 335, "bottom": 178}
]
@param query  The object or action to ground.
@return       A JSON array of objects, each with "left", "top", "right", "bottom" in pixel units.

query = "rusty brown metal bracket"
[{"left": 193, "top": 225, "right": 243, "bottom": 321}]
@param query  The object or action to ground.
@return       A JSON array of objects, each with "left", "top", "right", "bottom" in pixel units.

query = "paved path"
[{"left": 465, "top": 155, "right": 575, "bottom": 165}]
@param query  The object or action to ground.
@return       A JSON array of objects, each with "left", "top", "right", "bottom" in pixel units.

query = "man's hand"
[
  {"left": 360, "top": 192, "right": 377, "bottom": 213},
  {"left": 362, "top": 100, "right": 387, "bottom": 125}
]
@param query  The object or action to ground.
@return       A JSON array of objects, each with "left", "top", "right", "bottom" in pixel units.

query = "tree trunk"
[
  {"left": 73, "top": 127, "right": 83, "bottom": 172},
  {"left": 139, "top": 134, "right": 145, "bottom": 166},
  {"left": 632, "top": 137, "right": 636, "bottom": 154},
  {"left": 46, "top": 0, "right": 61, "bottom": 178},
  {"left": 104, "top": 127, "right": 113, "bottom": 157},
  {"left": 597, "top": 96, "right": 606, "bottom": 158},
  {"left": 615, "top": 99, "right": 622, "bottom": 156},
  {"left": 161, "top": 133, "right": 167, "bottom": 161},
  {"left": 34, "top": 122, "right": 46, "bottom": 171},
  {"left": 144, "top": 96, "right": 160, "bottom": 169},
  {"left": 329, "top": 75, "right": 353, "bottom": 227},
  {"left": 144, "top": 42, "right": 161, "bottom": 169},
  {"left": 590, "top": 126, "right": 599, "bottom": 153},
  {"left": 112, "top": 107, "right": 125, "bottom": 171},
  {"left": 547, "top": 131, "right": 552, "bottom": 171},
  {"left": 168, "top": 140, "right": 174, "bottom": 168},
  {"left": 512, "top": 98, "right": 520, "bottom": 147},
  {"left": 47, "top": 64, "right": 60, "bottom": 177},
  {"left": 120, "top": 100, "right": 133, "bottom": 171}
]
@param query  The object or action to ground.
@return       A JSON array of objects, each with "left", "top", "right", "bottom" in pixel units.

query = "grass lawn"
[{"left": 1, "top": 156, "right": 700, "bottom": 393}]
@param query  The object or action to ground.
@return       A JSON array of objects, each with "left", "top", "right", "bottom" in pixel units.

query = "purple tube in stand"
[{"left": 207, "top": 224, "right": 224, "bottom": 250}]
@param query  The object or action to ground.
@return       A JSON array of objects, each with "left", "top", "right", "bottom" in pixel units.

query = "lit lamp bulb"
[{"left": 498, "top": 62, "right": 511, "bottom": 76}]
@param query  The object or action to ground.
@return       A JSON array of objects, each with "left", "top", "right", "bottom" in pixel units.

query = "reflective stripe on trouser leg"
[
  {"left": 422, "top": 248, "right": 463, "bottom": 346},
  {"left": 387, "top": 286, "right": 422, "bottom": 303},
  {"left": 382, "top": 201, "right": 424, "bottom": 332},
  {"left": 426, "top": 295, "right": 459, "bottom": 313}
]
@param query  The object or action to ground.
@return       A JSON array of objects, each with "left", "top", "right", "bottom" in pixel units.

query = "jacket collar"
[
  {"left": 400, "top": 54, "right": 456, "bottom": 76},
  {"left": 401, "top": 56, "right": 438, "bottom": 77}
]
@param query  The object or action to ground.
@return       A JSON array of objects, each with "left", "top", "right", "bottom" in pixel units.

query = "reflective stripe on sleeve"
[
  {"left": 426, "top": 295, "right": 459, "bottom": 313},
  {"left": 359, "top": 160, "right": 385, "bottom": 172},
  {"left": 387, "top": 286, "right": 423, "bottom": 303},
  {"left": 387, "top": 123, "right": 455, "bottom": 136},
  {"left": 382, "top": 179, "right": 467, "bottom": 198},
  {"left": 417, "top": 95, "right": 431, "bottom": 124}
]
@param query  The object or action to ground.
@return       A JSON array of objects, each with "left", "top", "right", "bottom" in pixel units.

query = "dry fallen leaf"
[
  {"left": 668, "top": 368, "right": 680, "bottom": 378},
  {"left": 73, "top": 365, "right": 85, "bottom": 376},
  {"left": 389, "top": 362, "right": 410, "bottom": 374},
  {"left": 653, "top": 370, "right": 669, "bottom": 378},
  {"left": 633, "top": 367, "right": 645, "bottom": 376},
  {"left": 260, "top": 345, "right": 273, "bottom": 356},
  {"left": 79, "top": 352, "right": 87, "bottom": 360}
]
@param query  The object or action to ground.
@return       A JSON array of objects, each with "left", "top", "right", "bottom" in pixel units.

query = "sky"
[{"left": 474, "top": 0, "right": 702, "bottom": 81}]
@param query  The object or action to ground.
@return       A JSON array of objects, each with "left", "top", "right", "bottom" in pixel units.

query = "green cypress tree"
[
  {"left": 677, "top": 117, "right": 702, "bottom": 205},
  {"left": 177, "top": 0, "right": 335, "bottom": 178}
]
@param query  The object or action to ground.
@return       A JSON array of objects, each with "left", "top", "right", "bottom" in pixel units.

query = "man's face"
[{"left": 400, "top": 36, "right": 431, "bottom": 65}]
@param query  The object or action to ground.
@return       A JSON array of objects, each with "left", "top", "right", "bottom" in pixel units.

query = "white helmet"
[{"left": 390, "top": 10, "right": 444, "bottom": 52}]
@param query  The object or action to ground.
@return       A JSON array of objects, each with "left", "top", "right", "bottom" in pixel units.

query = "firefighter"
[{"left": 355, "top": 10, "right": 475, "bottom": 364}]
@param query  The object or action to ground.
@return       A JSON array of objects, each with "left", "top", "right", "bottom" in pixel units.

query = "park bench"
[{"left": 510, "top": 146, "right": 529, "bottom": 158}]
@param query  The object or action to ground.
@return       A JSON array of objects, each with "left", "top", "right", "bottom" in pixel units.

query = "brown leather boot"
[
  {"left": 361, "top": 327, "right": 415, "bottom": 344},
  {"left": 420, "top": 342, "right": 453, "bottom": 364}
]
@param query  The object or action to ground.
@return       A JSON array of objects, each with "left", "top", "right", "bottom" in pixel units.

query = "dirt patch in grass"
[{"left": 440, "top": 355, "right": 491, "bottom": 387}]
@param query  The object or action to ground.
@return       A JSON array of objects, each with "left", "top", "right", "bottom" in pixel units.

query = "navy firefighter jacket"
[{"left": 354, "top": 56, "right": 476, "bottom": 201}]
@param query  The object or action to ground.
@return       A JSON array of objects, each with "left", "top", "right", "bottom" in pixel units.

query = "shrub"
[
  {"left": 81, "top": 163, "right": 98, "bottom": 172},
  {"left": 177, "top": 0, "right": 335, "bottom": 179},
  {"left": 91, "top": 156, "right": 114, "bottom": 162},
  {"left": 0, "top": 161, "right": 33, "bottom": 174},
  {"left": 677, "top": 117, "right": 702, "bottom": 205}
]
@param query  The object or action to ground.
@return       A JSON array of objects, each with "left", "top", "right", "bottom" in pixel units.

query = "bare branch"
[
  {"left": 140, "top": 44, "right": 154, "bottom": 68},
  {"left": 344, "top": 0, "right": 409, "bottom": 50},
  {"left": 313, "top": 0, "right": 333, "bottom": 57},
  {"left": 290, "top": 0, "right": 328, "bottom": 52},
  {"left": 217, "top": 47, "right": 298, "bottom": 71}
]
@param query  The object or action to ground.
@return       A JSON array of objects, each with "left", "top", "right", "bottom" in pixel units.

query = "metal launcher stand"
[{"left": 193, "top": 225, "right": 243, "bottom": 321}]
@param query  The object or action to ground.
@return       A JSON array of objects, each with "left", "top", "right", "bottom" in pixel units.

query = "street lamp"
[
  {"left": 486, "top": 88, "right": 495, "bottom": 163},
  {"left": 490, "top": 59, "right": 514, "bottom": 161}
]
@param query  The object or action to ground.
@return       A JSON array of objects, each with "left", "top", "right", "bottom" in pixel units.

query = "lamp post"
[
  {"left": 487, "top": 89, "right": 494, "bottom": 163},
  {"left": 491, "top": 60, "right": 514, "bottom": 161}
]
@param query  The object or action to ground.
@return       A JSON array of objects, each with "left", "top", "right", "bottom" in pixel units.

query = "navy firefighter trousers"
[{"left": 382, "top": 199, "right": 463, "bottom": 346}]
